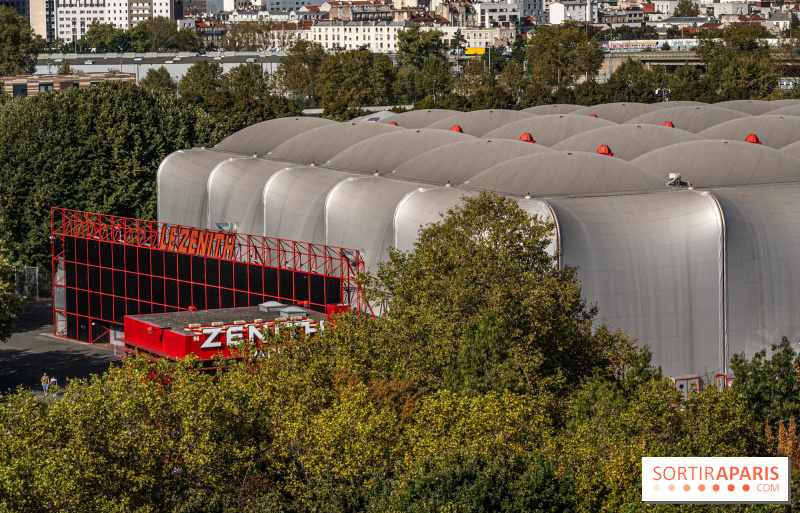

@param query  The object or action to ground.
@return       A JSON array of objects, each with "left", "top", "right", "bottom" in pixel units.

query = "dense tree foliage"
[
  {"left": 59, "top": 18, "right": 202, "bottom": 53},
  {"left": 0, "top": 6, "right": 42, "bottom": 76},
  {"left": 1, "top": 194, "right": 797, "bottom": 511},
  {"left": 525, "top": 23, "right": 604, "bottom": 88},
  {"left": 0, "top": 239, "right": 22, "bottom": 342},
  {"left": 672, "top": 0, "right": 701, "bottom": 17},
  {"left": 274, "top": 40, "right": 327, "bottom": 106},
  {"left": 397, "top": 25, "right": 447, "bottom": 69},
  {"left": 0, "top": 82, "right": 216, "bottom": 266},
  {"left": 139, "top": 66, "right": 178, "bottom": 96}
]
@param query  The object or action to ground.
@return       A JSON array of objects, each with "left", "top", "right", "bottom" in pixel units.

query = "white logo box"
[{"left": 642, "top": 457, "right": 791, "bottom": 504}]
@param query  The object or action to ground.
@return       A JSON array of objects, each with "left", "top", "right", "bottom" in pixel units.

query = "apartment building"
[{"left": 307, "top": 19, "right": 409, "bottom": 51}]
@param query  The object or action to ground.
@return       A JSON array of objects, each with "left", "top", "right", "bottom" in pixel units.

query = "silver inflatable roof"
[
  {"left": 325, "top": 128, "right": 475, "bottom": 174},
  {"left": 712, "top": 99, "right": 779, "bottom": 116},
  {"left": 214, "top": 117, "right": 337, "bottom": 155},
  {"left": 466, "top": 151, "right": 666, "bottom": 196},
  {"left": 522, "top": 104, "right": 584, "bottom": 115},
  {"left": 697, "top": 115, "right": 800, "bottom": 149},
  {"left": 376, "top": 109, "right": 461, "bottom": 128},
  {"left": 624, "top": 106, "right": 750, "bottom": 133},
  {"left": 481, "top": 114, "right": 617, "bottom": 146},
  {"left": 392, "top": 138, "right": 552, "bottom": 184},
  {"left": 267, "top": 122, "right": 403, "bottom": 164},
  {"left": 425, "top": 109, "right": 535, "bottom": 136},
  {"left": 551, "top": 124, "right": 704, "bottom": 161},
  {"left": 632, "top": 140, "right": 800, "bottom": 187},
  {"left": 571, "top": 102, "right": 664, "bottom": 123}
]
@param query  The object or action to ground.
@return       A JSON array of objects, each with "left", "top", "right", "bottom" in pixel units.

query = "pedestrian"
[
  {"left": 41, "top": 372, "right": 49, "bottom": 397},
  {"left": 49, "top": 376, "right": 58, "bottom": 396}
]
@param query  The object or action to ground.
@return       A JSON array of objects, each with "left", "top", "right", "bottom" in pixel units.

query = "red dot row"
[{"left": 656, "top": 484, "right": 750, "bottom": 492}]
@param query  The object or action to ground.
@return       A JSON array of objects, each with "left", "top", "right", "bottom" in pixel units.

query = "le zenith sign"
[
  {"left": 188, "top": 317, "right": 327, "bottom": 351},
  {"left": 158, "top": 225, "right": 237, "bottom": 260}
]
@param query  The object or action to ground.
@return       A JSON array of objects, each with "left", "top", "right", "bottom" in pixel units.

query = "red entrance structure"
[{"left": 51, "top": 208, "right": 366, "bottom": 344}]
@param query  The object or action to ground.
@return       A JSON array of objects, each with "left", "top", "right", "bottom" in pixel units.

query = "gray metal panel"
[
  {"left": 522, "top": 104, "right": 583, "bottom": 115},
  {"left": 207, "top": 158, "right": 295, "bottom": 236},
  {"left": 481, "top": 114, "right": 617, "bottom": 146},
  {"left": 262, "top": 167, "right": 356, "bottom": 244},
  {"left": 465, "top": 151, "right": 666, "bottom": 195},
  {"left": 714, "top": 185, "right": 800, "bottom": 362},
  {"left": 551, "top": 124, "right": 704, "bottom": 161},
  {"left": 392, "top": 139, "right": 552, "bottom": 184},
  {"left": 157, "top": 148, "right": 239, "bottom": 227},
  {"left": 214, "top": 117, "right": 338, "bottom": 154},
  {"left": 624, "top": 106, "right": 749, "bottom": 133},
  {"left": 697, "top": 115, "right": 800, "bottom": 149},
  {"left": 425, "top": 109, "right": 536, "bottom": 136},
  {"left": 376, "top": 109, "right": 461, "bottom": 128},
  {"left": 712, "top": 100, "right": 777, "bottom": 116},
  {"left": 632, "top": 140, "right": 800, "bottom": 187},
  {"left": 267, "top": 122, "right": 403, "bottom": 164},
  {"left": 326, "top": 177, "right": 429, "bottom": 272},
  {"left": 571, "top": 102, "right": 664, "bottom": 123},
  {"left": 325, "top": 129, "right": 476, "bottom": 174},
  {"left": 550, "top": 191, "right": 724, "bottom": 378}
]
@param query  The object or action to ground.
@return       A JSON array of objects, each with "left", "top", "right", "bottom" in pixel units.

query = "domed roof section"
[
  {"left": 765, "top": 104, "right": 800, "bottom": 116},
  {"left": 325, "top": 128, "right": 475, "bottom": 174},
  {"left": 624, "top": 105, "right": 749, "bottom": 133},
  {"left": 349, "top": 110, "right": 397, "bottom": 122},
  {"left": 466, "top": 151, "right": 666, "bottom": 196},
  {"left": 376, "top": 109, "right": 461, "bottom": 128},
  {"left": 712, "top": 99, "right": 778, "bottom": 115},
  {"left": 551, "top": 124, "right": 704, "bottom": 160},
  {"left": 522, "top": 104, "right": 584, "bottom": 115},
  {"left": 769, "top": 98, "right": 800, "bottom": 106},
  {"left": 425, "top": 109, "right": 535, "bottom": 136},
  {"left": 632, "top": 140, "right": 800, "bottom": 187},
  {"left": 482, "top": 114, "right": 616, "bottom": 146},
  {"left": 659, "top": 101, "right": 709, "bottom": 108},
  {"left": 393, "top": 138, "right": 552, "bottom": 184},
  {"left": 267, "top": 121, "right": 403, "bottom": 164},
  {"left": 697, "top": 115, "right": 800, "bottom": 149},
  {"left": 571, "top": 102, "right": 664, "bottom": 123},
  {"left": 779, "top": 140, "right": 800, "bottom": 160},
  {"left": 214, "top": 117, "right": 338, "bottom": 154}
]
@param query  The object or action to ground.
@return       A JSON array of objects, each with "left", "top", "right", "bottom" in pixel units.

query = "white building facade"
[{"left": 308, "top": 20, "right": 409, "bottom": 52}]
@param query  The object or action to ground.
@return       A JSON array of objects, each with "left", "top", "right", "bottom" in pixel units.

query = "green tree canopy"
[
  {"left": 672, "top": 0, "right": 701, "bottom": 17},
  {"left": 696, "top": 24, "right": 778, "bottom": 99},
  {"left": 0, "top": 6, "right": 42, "bottom": 76},
  {"left": 0, "top": 240, "right": 22, "bottom": 342},
  {"left": 275, "top": 40, "right": 326, "bottom": 104},
  {"left": 139, "top": 66, "right": 178, "bottom": 96},
  {"left": 525, "top": 23, "right": 604, "bottom": 87},
  {"left": 397, "top": 25, "right": 446, "bottom": 69},
  {"left": 0, "top": 82, "right": 216, "bottom": 266},
  {"left": 316, "top": 49, "right": 396, "bottom": 117}
]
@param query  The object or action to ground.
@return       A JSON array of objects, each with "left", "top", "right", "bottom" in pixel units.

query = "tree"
[
  {"left": 178, "top": 60, "right": 224, "bottom": 107},
  {"left": 672, "top": 0, "right": 700, "bottom": 17},
  {"left": 0, "top": 6, "right": 42, "bottom": 76},
  {"left": 730, "top": 337, "right": 800, "bottom": 431},
  {"left": 525, "top": 23, "right": 604, "bottom": 88},
  {"left": 57, "top": 61, "right": 73, "bottom": 75},
  {"left": 604, "top": 58, "right": 664, "bottom": 103},
  {"left": 450, "top": 28, "right": 466, "bottom": 55},
  {"left": 139, "top": 66, "right": 177, "bottom": 96},
  {"left": 316, "top": 49, "right": 396, "bottom": 116},
  {"left": 275, "top": 40, "right": 326, "bottom": 104},
  {"left": 84, "top": 21, "right": 127, "bottom": 52},
  {"left": 0, "top": 82, "right": 216, "bottom": 266},
  {"left": 324, "top": 193, "right": 633, "bottom": 398},
  {"left": 397, "top": 25, "right": 446, "bottom": 69},
  {"left": 222, "top": 62, "right": 271, "bottom": 99},
  {"left": 0, "top": 241, "right": 22, "bottom": 342},
  {"left": 415, "top": 55, "right": 452, "bottom": 104},
  {"left": 129, "top": 16, "right": 183, "bottom": 52},
  {"left": 696, "top": 24, "right": 778, "bottom": 99}
]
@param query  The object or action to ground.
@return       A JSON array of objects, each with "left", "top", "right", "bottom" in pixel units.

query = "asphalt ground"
[{"left": 0, "top": 299, "right": 120, "bottom": 396}]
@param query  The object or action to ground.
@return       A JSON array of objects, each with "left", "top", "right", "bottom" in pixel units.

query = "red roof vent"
[
  {"left": 745, "top": 133, "right": 761, "bottom": 145},
  {"left": 450, "top": 125, "right": 464, "bottom": 133},
  {"left": 188, "top": 305, "right": 198, "bottom": 311},
  {"left": 596, "top": 145, "right": 614, "bottom": 156},
  {"left": 588, "top": 114, "right": 598, "bottom": 118},
  {"left": 519, "top": 133, "right": 536, "bottom": 143},
  {"left": 388, "top": 121, "right": 398, "bottom": 126},
  {"left": 662, "top": 121, "right": 675, "bottom": 128}
]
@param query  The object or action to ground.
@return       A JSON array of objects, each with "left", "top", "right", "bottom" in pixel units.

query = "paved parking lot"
[{"left": 0, "top": 300, "right": 120, "bottom": 396}]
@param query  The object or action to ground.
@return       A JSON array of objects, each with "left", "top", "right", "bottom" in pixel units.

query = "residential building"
[
  {"left": 29, "top": 0, "right": 56, "bottom": 43},
  {"left": 308, "top": 19, "right": 409, "bottom": 51},
  {"left": 474, "top": 1, "right": 520, "bottom": 27},
  {"left": 3, "top": 72, "right": 135, "bottom": 98},
  {"left": 436, "top": 24, "right": 515, "bottom": 46},
  {"left": 549, "top": 0, "right": 598, "bottom": 23}
]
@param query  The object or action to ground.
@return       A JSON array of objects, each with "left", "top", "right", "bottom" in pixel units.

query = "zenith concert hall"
[{"left": 52, "top": 100, "right": 800, "bottom": 387}]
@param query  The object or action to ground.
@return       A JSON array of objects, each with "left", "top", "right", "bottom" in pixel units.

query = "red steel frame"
[{"left": 51, "top": 208, "right": 369, "bottom": 342}]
